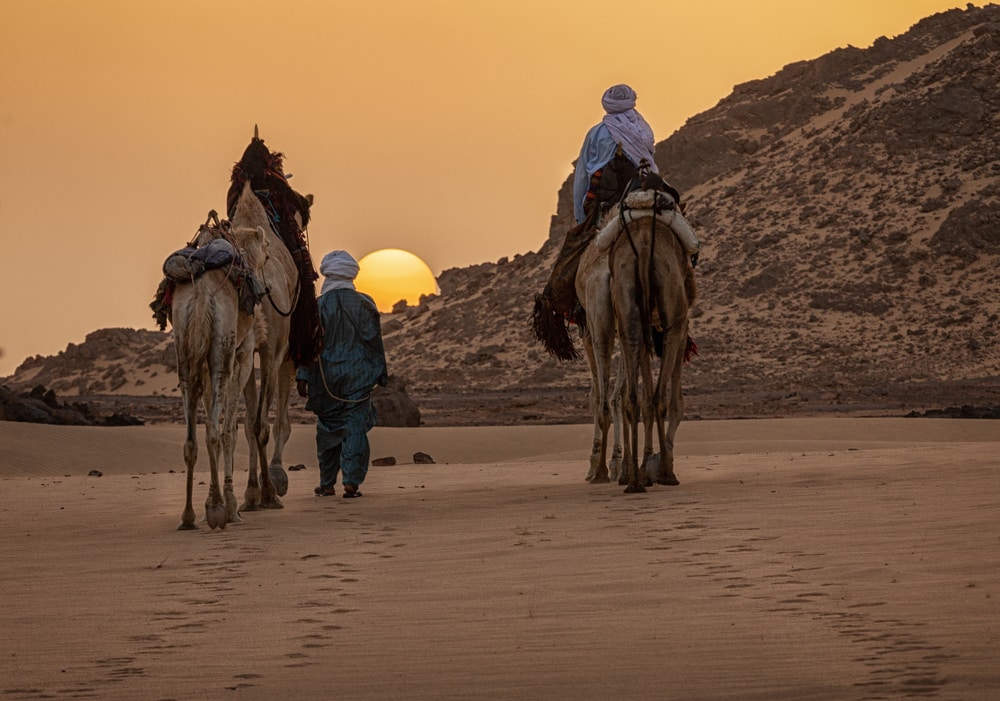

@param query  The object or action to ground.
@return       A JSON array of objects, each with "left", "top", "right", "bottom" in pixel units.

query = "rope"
[{"left": 316, "top": 359, "right": 372, "bottom": 404}]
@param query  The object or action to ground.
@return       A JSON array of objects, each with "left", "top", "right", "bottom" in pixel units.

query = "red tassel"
[{"left": 683, "top": 335, "right": 698, "bottom": 364}]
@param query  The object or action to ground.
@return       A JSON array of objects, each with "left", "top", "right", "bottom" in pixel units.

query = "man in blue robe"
[{"left": 296, "top": 250, "right": 388, "bottom": 498}]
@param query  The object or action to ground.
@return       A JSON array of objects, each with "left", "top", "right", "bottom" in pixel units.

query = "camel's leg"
[
  {"left": 254, "top": 350, "right": 283, "bottom": 510},
  {"left": 656, "top": 325, "right": 686, "bottom": 487},
  {"left": 582, "top": 329, "right": 611, "bottom": 483},
  {"left": 614, "top": 284, "right": 646, "bottom": 494},
  {"left": 178, "top": 384, "right": 199, "bottom": 531},
  {"left": 622, "top": 359, "right": 644, "bottom": 494},
  {"left": 203, "top": 418, "right": 226, "bottom": 529},
  {"left": 584, "top": 337, "right": 602, "bottom": 483},
  {"left": 223, "top": 338, "right": 254, "bottom": 524},
  {"left": 203, "top": 364, "right": 228, "bottom": 530},
  {"left": 266, "top": 358, "right": 294, "bottom": 496},
  {"left": 240, "top": 368, "right": 262, "bottom": 511},
  {"left": 609, "top": 360, "right": 624, "bottom": 482},
  {"left": 638, "top": 351, "right": 656, "bottom": 487}
]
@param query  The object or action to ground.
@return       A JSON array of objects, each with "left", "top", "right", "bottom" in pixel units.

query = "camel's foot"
[
  {"left": 588, "top": 473, "right": 611, "bottom": 484},
  {"left": 269, "top": 465, "right": 289, "bottom": 497},
  {"left": 657, "top": 473, "right": 680, "bottom": 486},
  {"left": 205, "top": 503, "right": 228, "bottom": 530},
  {"left": 259, "top": 493, "right": 284, "bottom": 510},
  {"left": 609, "top": 458, "right": 622, "bottom": 482},
  {"left": 618, "top": 475, "right": 628, "bottom": 486},
  {"left": 227, "top": 510, "right": 244, "bottom": 525},
  {"left": 178, "top": 506, "right": 197, "bottom": 531},
  {"left": 241, "top": 487, "right": 262, "bottom": 512},
  {"left": 643, "top": 453, "right": 660, "bottom": 483},
  {"left": 624, "top": 483, "right": 647, "bottom": 494}
]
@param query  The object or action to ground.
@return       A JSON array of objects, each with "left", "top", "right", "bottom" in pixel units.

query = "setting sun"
[{"left": 355, "top": 249, "right": 439, "bottom": 313}]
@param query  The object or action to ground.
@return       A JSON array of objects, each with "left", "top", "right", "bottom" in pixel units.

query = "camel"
[
  {"left": 599, "top": 188, "right": 696, "bottom": 493},
  {"left": 170, "top": 216, "right": 269, "bottom": 530},
  {"left": 575, "top": 240, "right": 620, "bottom": 484},
  {"left": 229, "top": 180, "right": 299, "bottom": 511},
  {"left": 575, "top": 241, "right": 655, "bottom": 485},
  {"left": 227, "top": 129, "right": 318, "bottom": 511}
]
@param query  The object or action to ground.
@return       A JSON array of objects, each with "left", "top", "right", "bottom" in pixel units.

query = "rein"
[{"left": 262, "top": 266, "right": 300, "bottom": 317}]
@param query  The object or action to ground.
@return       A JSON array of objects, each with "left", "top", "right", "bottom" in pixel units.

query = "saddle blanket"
[{"left": 595, "top": 189, "right": 701, "bottom": 255}]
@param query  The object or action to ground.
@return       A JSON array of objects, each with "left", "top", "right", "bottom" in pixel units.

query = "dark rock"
[
  {"left": 413, "top": 452, "right": 435, "bottom": 464},
  {"left": 372, "top": 456, "right": 397, "bottom": 466},
  {"left": 373, "top": 375, "right": 421, "bottom": 427}
]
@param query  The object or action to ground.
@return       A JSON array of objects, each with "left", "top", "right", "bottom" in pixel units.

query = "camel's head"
[{"left": 233, "top": 225, "right": 270, "bottom": 273}]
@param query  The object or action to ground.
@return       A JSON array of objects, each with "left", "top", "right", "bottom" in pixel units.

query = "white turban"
[
  {"left": 601, "top": 84, "right": 637, "bottom": 114},
  {"left": 320, "top": 250, "right": 359, "bottom": 295},
  {"left": 600, "top": 84, "right": 658, "bottom": 173}
]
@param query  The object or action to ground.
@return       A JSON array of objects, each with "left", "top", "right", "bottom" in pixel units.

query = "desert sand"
[{"left": 1, "top": 417, "right": 998, "bottom": 700}]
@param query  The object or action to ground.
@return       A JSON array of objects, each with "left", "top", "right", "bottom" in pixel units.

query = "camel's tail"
[{"left": 531, "top": 292, "right": 578, "bottom": 361}]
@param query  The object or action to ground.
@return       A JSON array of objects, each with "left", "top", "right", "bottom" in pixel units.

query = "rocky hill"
[{"left": 5, "top": 4, "right": 1000, "bottom": 425}]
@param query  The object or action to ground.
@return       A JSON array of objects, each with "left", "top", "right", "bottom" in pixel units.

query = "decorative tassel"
[
  {"left": 684, "top": 335, "right": 699, "bottom": 364},
  {"left": 531, "top": 293, "right": 579, "bottom": 361}
]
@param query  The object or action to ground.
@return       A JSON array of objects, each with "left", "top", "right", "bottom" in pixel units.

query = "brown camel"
[
  {"left": 229, "top": 181, "right": 299, "bottom": 511},
  {"left": 228, "top": 130, "right": 317, "bottom": 510}
]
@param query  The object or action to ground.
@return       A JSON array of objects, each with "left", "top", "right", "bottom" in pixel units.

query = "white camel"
[
  {"left": 171, "top": 217, "right": 269, "bottom": 530},
  {"left": 598, "top": 188, "right": 697, "bottom": 493},
  {"left": 575, "top": 240, "right": 655, "bottom": 485}
]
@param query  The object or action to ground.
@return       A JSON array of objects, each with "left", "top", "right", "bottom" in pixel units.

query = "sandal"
[
  {"left": 314, "top": 486, "right": 336, "bottom": 497},
  {"left": 342, "top": 484, "right": 363, "bottom": 499}
]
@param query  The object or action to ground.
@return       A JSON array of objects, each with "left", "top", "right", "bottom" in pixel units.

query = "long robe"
[{"left": 296, "top": 289, "right": 388, "bottom": 489}]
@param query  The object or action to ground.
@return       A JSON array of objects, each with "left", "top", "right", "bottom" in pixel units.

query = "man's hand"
[{"left": 296, "top": 379, "right": 308, "bottom": 398}]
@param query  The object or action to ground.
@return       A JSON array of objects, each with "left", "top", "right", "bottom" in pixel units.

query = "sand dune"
[{"left": 1, "top": 418, "right": 998, "bottom": 699}]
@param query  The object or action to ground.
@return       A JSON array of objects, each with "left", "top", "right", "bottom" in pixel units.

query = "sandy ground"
[{"left": 1, "top": 418, "right": 998, "bottom": 700}]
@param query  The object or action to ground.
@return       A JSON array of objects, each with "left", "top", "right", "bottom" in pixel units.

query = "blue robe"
[{"left": 296, "top": 288, "right": 388, "bottom": 490}]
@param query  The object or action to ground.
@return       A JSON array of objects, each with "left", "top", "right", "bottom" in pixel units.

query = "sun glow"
[{"left": 355, "top": 249, "right": 439, "bottom": 313}]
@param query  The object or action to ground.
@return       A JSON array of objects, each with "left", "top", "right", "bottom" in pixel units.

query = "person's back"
[
  {"left": 297, "top": 250, "right": 387, "bottom": 498},
  {"left": 310, "top": 288, "right": 386, "bottom": 404},
  {"left": 572, "top": 84, "right": 659, "bottom": 224},
  {"left": 532, "top": 84, "right": 665, "bottom": 359}
]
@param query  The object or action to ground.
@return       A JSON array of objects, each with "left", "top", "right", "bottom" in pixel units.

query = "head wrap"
[
  {"left": 600, "top": 84, "right": 658, "bottom": 173},
  {"left": 320, "top": 250, "right": 359, "bottom": 295},
  {"left": 601, "top": 84, "right": 637, "bottom": 114}
]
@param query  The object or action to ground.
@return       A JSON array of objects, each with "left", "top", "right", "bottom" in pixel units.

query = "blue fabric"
[
  {"left": 316, "top": 414, "right": 372, "bottom": 490},
  {"left": 572, "top": 124, "right": 619, "bottom": 224},
  {"left": 297, "top": 288, "right": 388, "bottom": 489}
]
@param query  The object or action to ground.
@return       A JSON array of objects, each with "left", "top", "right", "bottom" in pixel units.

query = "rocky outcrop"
[
  {"left": 4, "top": 5, "right": 1000, "bottom": 424},
  {"left": 373, "top": 375, "right": 421, "bottom": 427},
  {"left": 0, "top": 385, "right": 143, "bottom": 426}
]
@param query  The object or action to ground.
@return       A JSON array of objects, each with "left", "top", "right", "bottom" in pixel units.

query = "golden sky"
[{"left": 0, "top": 0, "right": 965, "bottom": 376}]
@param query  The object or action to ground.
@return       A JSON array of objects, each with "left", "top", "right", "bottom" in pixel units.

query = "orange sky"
[{"left": 0, "top": 0, "right": 966, "bottom": 376}]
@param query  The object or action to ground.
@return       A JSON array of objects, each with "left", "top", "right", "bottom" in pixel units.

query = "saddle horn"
[{"left": 253, "top": 123, "right": 260, "bottom": 141}]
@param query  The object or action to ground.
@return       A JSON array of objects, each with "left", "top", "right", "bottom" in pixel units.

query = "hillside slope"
[{"left": 6, "top": 5, "right": 1000, "bottom": 424}]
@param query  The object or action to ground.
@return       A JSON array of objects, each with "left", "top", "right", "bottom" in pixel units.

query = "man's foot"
[
  {"left": 314, "top": 485, "right": 336, "bottom": 497},
  {"left": 342, "top": 484, "right": 363, "bottom": 499}
]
